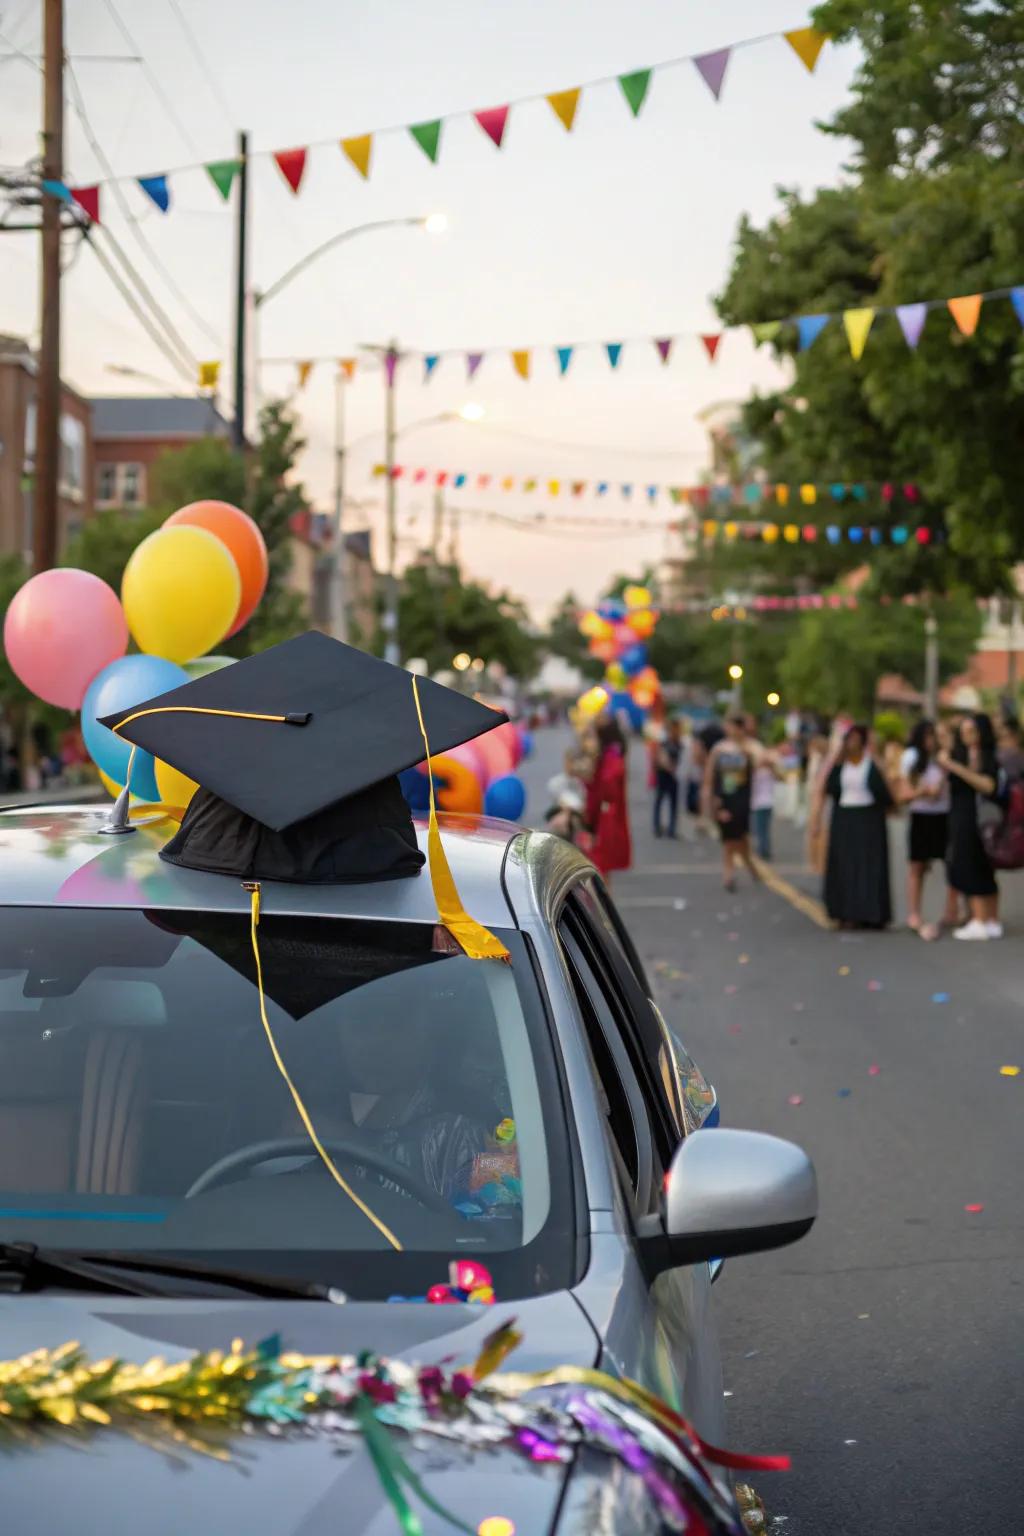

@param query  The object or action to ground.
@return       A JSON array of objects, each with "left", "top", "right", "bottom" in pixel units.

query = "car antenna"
[{"left": 97, "top": 749, "right": 138, "bottom": 837}]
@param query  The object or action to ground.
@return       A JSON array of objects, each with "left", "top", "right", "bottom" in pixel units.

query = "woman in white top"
[
  {"left": 812, "top": 724, "right": 893, "bottom": 927},
  {"left": 898, "top": 719, "right": 955, "bottom": 938}
]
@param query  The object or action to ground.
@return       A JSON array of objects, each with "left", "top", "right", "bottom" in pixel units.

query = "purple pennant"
[
  {"left": 694, "top": 48, "right": 731, "bottom": 101},
  {"left": 1011, "top": 288, "right": 1024, "bottom": 328},
  {"left": 896, "top": 303, "right": 928, "bottom": 348},
  {"left": 654, "top": 337, "right": 673, "bottom": 364},
  {"left": 466, "top": 352, "right": 484, "bottom": 379},
  {"left": 383, "top": 350, "right": 398, "bottom": 388}
]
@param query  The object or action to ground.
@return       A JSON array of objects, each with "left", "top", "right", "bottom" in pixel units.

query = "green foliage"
[
  {"left": 872, "top": 710, "right": 908, "bottom": 744},
  {"left": 150, "top": 436, "right": 245, "bottom": 511},
  {"left": 395, "top": 563, "right": 539, "bottom": 679},
  {"left": 0, "top": 553, "right": 33, "bottom": 714},
  {"left": 544, "top": 591, "right": 603, "bottom": 682},
  {"left": 62, "top": 507, "right": 162, "bottom": 594}
]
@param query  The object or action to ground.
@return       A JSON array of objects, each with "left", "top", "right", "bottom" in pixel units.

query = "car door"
[{"left": 557, "top": 890, "right": 726, "bottom": 1441}]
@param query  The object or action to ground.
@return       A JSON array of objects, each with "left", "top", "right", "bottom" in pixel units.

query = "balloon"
[
  {"left": 484, "top": 774, "right": 526, "bottom": 821},
  {"left": 517, "top": 728, "right": 534, "bottom": 760},
  {"left": 432, "top": 752, "right": 484, "bottom": 814},
  {"left": 606, "top": 662, "right": 628, "bottom": 689},
  {"left": 597, "top": 598, "right": 626, "bottom": 623},
  {"left": 399, "top": 765, "right": 431, "bottom": 812},
  {"left": 492, "top": 720, "right": 522, "bottom": 767},
  {"left": 446, "top": 739, "right": 490, "bottom": 788},
  {"left": 81, "top": 654, "right": 189, "bottom": 799},
  {"left": 98, "top": 769, "right": 125, "bottom": 800},
  {"left": 612, "top": 622, "right": 634, "bottom": 653},
  {"left": 577, "top": 685, "right": 610, "bottom": 719},
  {"left": 627, "top": 609, "right": 657, "bottom": 639},
  {"left": 623, "top": 584, "right": 652, "bottom": 610},
  {"left": 589, "top": 639, "right": 617, "bottom": 663},
  {"left": 620, "top": 643, "right": 648, "bottom": 677},
  {"left": 122, "top": 525, "right": 241, "bottom": 663},
  {"left": 578, "top": 610, "right": 607, "bottom": 639},
  {"left": 164, "top": 501, "right": 268, "bottom": 637},
  {"left": 475, "top": 730, "right": 516, "bottom": 781},
  {"left": 3, "top": 568, "right": 128, "bottom": 709},
  {"left": 185, "top": 654, "right": 237, "bottom": 681},
  {"left": 155, "top": 758, "right": 199, "bottom": 810}
]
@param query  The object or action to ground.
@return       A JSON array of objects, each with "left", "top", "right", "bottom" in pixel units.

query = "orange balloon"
[{"left": 164, "top": 501, "right": 268, "bottom": 637}]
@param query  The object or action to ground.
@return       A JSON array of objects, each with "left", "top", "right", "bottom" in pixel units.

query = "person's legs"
[
  {"left": 907, "top": 860, "right": 925, "bottom": 930},
  {"left": 738, "top": 834, "right": 759, "bottom": 880},
  {"left": 753, "top": 807, "right": 771, "bottom": 859},
  {"left": 722, "top": 837, "right": 737, "bottom": 890},
  {"left": 665, "top": 776, "right": 679, "bottom": 837},
  {"left": 653, "top": 775, "right": 667, "bottom": 836}
]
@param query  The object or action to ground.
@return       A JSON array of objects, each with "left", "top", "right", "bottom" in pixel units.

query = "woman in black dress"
[
  {"left": 937, "top": 713, "right": 1001, "bottom": 941},
  {"left": 814, "top": 724, "right": 893, "bottom": 927},
  {"left": 702, "top": 714, "right": 756, "bottom": 892}
]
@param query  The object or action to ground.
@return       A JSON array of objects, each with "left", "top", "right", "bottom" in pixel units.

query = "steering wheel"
[{"left": 185, "top": 1136, "right": 454, "bottom": 1215}]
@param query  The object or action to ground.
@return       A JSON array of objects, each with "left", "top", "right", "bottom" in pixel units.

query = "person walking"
[
  {"left": 898, "top": 719, "right": 955, "bottom": 938},
  {"left": 703, "top": 715, "right": 756, "bottom": 892},
  {"left": 938, "top": 713, "right": 1002, "bottom": 940},
  {"left": 814, "top": 723, "right": 893, "bottom": 928},
  {"left": 751, "top": 744, "right": 780, "bottom": 860},
  {"left": 653, "top": 718, "right": 682, "bottom": 838},
  {"left": 586, "top": 717, "right": 632, "bottom": 885}
]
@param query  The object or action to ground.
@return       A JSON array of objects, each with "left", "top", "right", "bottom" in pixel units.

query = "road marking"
[{"left": 751, "top": 855, "right": 832, "bottom": 930}]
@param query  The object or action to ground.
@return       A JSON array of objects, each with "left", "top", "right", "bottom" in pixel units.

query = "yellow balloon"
[
  {"left": 578, "top": 685, "right": 610, "bottom": 719},
  {"left": 624, "top": 584, "right": 652, "bottom": 610},
  {"left": 155, "top": 757, "right": 199, "bottom": 811},
  {"left": 122, "top": 525, "right": 241, "bottom": 664}
]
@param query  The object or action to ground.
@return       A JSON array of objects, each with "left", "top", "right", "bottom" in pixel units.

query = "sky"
[{"left": 0, "top": 0, "right": 859, "bottom": 618}]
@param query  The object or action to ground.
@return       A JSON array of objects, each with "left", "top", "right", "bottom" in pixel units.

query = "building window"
[
  {"left": 96, "top": 462, "right": 146, "bottom": 508},
  {"left": 96, "top": 463, "right": 117, "bottom": 506},
  {"left": 121, "top": 463, "right": 143, "bottom": 507},
  {"left": 59, "top": 413, "right": 85, "bottom": 499}
]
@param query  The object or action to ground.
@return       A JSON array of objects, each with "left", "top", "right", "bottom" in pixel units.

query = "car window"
[{"left": 0, "top": 907, "right": 575, "bottom": 1300}]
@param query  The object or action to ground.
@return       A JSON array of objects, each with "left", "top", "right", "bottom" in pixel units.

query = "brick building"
[
  {"left": 0, "top": 334, "right": 93, "bottom": 559},
  {"left": 91, "top": 395, "right": 230, "bottom": 511}
]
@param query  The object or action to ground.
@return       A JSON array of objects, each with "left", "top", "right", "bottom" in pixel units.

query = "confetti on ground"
[
  {"left": 788, "top": 1094, "right": 803, "bottom": 1106},
  {"left": 724, "top": 984, "right": 738, "bottom": 995},
  {"left": 837, "top": 1088, "right": 852, "bottom": 1098},
  {"left": 793, "top": 1002, "right": 805, "bottom": 1012},
  {"left": 738, "top": 953, "right": 750, "bottom": 965},
  {"left": 844, "top": 1440, "right": 858, "bottom": 1447},
  {"left": 964, "top": 1203, "right": 984, "bottom": 1213},
  {"left": 932, "top": 992, "right": 950, "bottom": 1004},
  {"left": 673, "top": 898, "right": 687, "bottom": 911},
  {"left": 868, "top": 1064, "right": 881, "bottom": 1076},
  {"left": 727, "top": 932, "right": 740, "bottom": 941},
  {"left": 999, "top": 1065, "right": 1020, "bottom": 1077},
  {"left": 857, "top": 1313, "right": 870, "bottom": 1320},
  {"left": 723, "top": 1390, "right": 734, "bottom": 1398},
  {"left": 838, "top": 965, "right": 851, "bottom": 976},
  {"left": 744, "top": 1350, "right": 761, "bottom": 1359},
  {"left": 867, "top": 980, "right": 883, "bottom": 992},
  {"left": 728, "top": 1024, "right": 743, "bottom": 1035}
]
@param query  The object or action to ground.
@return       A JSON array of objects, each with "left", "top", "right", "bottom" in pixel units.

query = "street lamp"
[
  {"left": 453, "top": 652, "right": 472, "bottom": 672},
  {"left": 766, "top": 690, "right": 781, "bottom": 707},
  {"left": 728, "top": 664, "right": 744, "bottom": 682}
]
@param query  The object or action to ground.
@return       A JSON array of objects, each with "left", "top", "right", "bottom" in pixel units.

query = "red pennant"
[
  {"left": 413, "top": 469, "right": 427, "bottom": 484},
  {"left": 477, "top": 474, "right": 491, "bottom": 489},
  {"left": 474, "top": 106, "right": 510, "bottom": 149},
  {"left": 273, "top": 147, "right": 307, "bottom": 194},
  {"left": 436, "top": 472, "right": 449, "bottom": 487},
  {"left": 71, "top": 185, "right": 100, "bottom": 223},
  {"left": 700, "top": 333, "right": 722, "bottom": 361}
]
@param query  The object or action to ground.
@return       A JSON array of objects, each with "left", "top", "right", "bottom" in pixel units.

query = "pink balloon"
[
  {"left": 494, "top": 720, "right": 523, "bottom": 767},
  {"left": 3, "top": 568, "right": 128, "bottom": 709},
  {"left": 447, "top": 740, "right": 490, "bottom": 788},
  {"left": 476, "top": 729, "right": 516, "bottom": 782}
]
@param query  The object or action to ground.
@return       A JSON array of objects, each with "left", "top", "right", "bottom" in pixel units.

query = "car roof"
[{"left": 0, "top": 806, "right": 526, "bottom": 927}]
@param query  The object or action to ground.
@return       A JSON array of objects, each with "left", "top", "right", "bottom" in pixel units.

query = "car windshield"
[{"left": 0, "top": 907, "right": 574, "bottom": 1299}]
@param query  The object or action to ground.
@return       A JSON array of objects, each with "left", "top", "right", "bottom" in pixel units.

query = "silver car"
[{"left": 0, "top": 805, "right": 816, "bottom": 1534}]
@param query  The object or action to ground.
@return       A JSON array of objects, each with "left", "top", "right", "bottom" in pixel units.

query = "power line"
[
  {"left": 164, "top": 0, "right": 235, "bottom": 134},
  {"left": 100, "top": 0, "right": 201, "bottom": 158},
  {"left": 81, "top": 224, "right": 196, "bottom": 385}
]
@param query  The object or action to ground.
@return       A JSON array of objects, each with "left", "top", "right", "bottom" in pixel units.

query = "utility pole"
[
  {"left": 383, "top": 341, "right": 400, "bottom": 664},
  {"left": 431, "top": 485, "right": 445, "bottom": 562},
  {"left": 924, "top": 611, "right": 939, "bottom": 720},
  {"left": 331, "top": 367, "right": 348, "bottom": 641},
  {"left": 232, "top": 130, "right": 249, "bottom": 450},
  {"left": 34, "top": 0, "right": 63, "bottom": 573},
  {"left": 447, "top": 504, "right": 460, "bottom": 566}
]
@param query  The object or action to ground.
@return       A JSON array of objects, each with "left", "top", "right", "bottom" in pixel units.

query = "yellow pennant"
[
  {"left": 784, "top": 27, "right": 829, "bottom": 73},
  {"left": 783, "top": 523, "right": 800, "bottom": 543},
  {"left": 843, "top": 306, "right": 875, "bottom": 360},
  {"left": 775, "top": 484, "right": 789, "bottom": 507},
  {"left": 702, "top": 520, "right": 718, "bottom": 539},
  {"left": 762, "top": 523, "right": 780, "bottom": 543},
  {"left": 338, "top": 357, "right": 357, "bottom": 381},
  {"left": 546, "top": 87, "right": 581, "bottom": 132},
  {"left": 511, "top": 349, "right": 531, "bottom": 380},
  {"left": 198, "top": 360, "right": 220, "bottom": 389},
  {"left": 296, "top": 360, "right": 314, "bottom": 390},
  {"left": 800, "top": 483, "right": 818, "bottom": 505},
  {"left": 341, "top": 134, "right": 373, "bottom": 179},
  {"left": 724, "top": 521, "right": 739, "bottom": 541},
  {"left": 948, "top": 293, "right": 982, "bottom": 336},
  {"left": 548, "top": 479, "right": 560, "bottom": 497}
]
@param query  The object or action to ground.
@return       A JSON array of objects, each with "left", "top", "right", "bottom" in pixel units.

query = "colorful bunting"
[
  {"left": 273, "top": 148, "right": 307, "bottom": 194},
  {"left": 339, "top": 357, "right": 357, "bottom": 381},
  {"left": 382, "top": 467, "right": 924, "bottom": 506},
  {"left": 605, "top": 343, "right": 623, "bottom": 369},
  {"left": 655, "top": 338, "right": 673, "bottom": 364},
  {"left": 409, "top": 120, "right": 442, "bottom": 163},
  {"left": 198, "top": 361, "right": 220, "bottom": 389},
  {"left": 618, "top": 69, "right": 651, "bottom": 117},
  {"left": 947, "top": 293, "right": 982, "bottom": 337},
  {"left": 137, "top": 174, "right": 169, "bottom": 212},
  {"left": 548, "top": 480, "right": 560, "bottom": 497},
  {"left": 1011, "top": 288, "right": 1024, "bottom": 327},
  {"left": 466, "top": 353, "right": 484, "bottom": 379},
  {"left": 512, "top": 349, "right": 531, "bottom": 379},
  {"left": 843, "top": 307, "right": 875, "bottom": 360},
  {"left": 70, "top": 185, "right": 100, "bottom": 223},
  {"left": 296, "top": 361, "right": 314, "bottom": 390},
  {"left": 205, "top": 160, "right": 240, "bottom": 201},
  {"left": 475, "top": 106, "right": 510, "bottom": 149},
  {"left": 751, "top": 320, "right": 782, "bottom": 345},
  {"left": 694, "top": 49, "right": 731, "bottom": 101},
  {"left": 383, "top": 350, "right": 398, "bottom": 388},
  {"left": 453, "top": 473, "right": 467, "bottom": 489},
  {"left": 423, "top": 354, "right": 440, "bottom": 381},
  {"left": 784, "top": 27, "right": 829, "bottom": 73},
  {"left": 547, "top": 88, "right": 581, "bottom": 132},
  {"left": 41, "top": 178, "right": 71, "bottom": 204},
  {"left": 573, "top": 481, "right": 586, "bottom": 498},
  {"left": 797, "top": 313, "right": 829, "bottom": 349},
  {"left": 701, "top": 333, "right": 722, "bottom": 362},
  {"left": 556, "top": 346, "right": 574, "bottom": 375},
  {"left": 800, "top": 484, "right": 817, "bottom": 504},
  {"left": 341, "top": 135, "right": 373, "bottom": 180},
  {"left": 478, "top": 474, "right": 491, "bottom": 489},
  {"left": 895, "top": 303, "right": 927, "bottom": 347}
]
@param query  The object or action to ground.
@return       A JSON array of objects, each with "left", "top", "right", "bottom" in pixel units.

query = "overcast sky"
[{"left": 0, "top": 1, "right": 858, "bottom": 617}]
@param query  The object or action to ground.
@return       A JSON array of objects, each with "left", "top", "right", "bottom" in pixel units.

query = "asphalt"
[{"left": 521, "top": 727, "right": 1024, "bottom": 1536}]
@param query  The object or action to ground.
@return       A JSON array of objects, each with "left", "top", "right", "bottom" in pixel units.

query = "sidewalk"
[{"left": 0, "top": 782, "right": 105, "bottom": 810}]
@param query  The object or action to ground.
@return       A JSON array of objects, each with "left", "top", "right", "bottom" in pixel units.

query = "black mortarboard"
[{"left": 100, "top": 632, "right": 512, "bottom": 960}]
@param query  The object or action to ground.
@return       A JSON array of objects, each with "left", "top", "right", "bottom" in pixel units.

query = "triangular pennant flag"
[
  {"left": 797, "top": 313, "right": 829, "bottom": 349},
  {"left": 556, "top": 346, "right": 574, "bottom": 375},
  {"left": 205, "top": 160, "right": 240, "bottom": 201},
  {"left": 784, "top": 27, "right": 828, "bottom": 74},
  {"left": 669, "top": 487, "right": 684, "bottom": 505},
  {"left": 547, "top": 88, "right": 581, "bottom": 132},
  {"left": 751, "top": 320, "right": 782, "bottom": 345},
  {"left": 800, "top": 484, "right": 817, "bottom": 505},
  {"left": 41, "top": 178, "right": 72, "bottom": 204},
  {"left": 947, "top": 293, "right": 982, "bottom": 337},
  {"left": 501, "top": 476, "right": 514, "bottom": 491},
  {"left": 605, "top": 343, "right": 623, "bottom": 369},
  {"left": 409, "top": 120, "right": 442, "bottom": 163},
  {"left": 137, "top": 174, "right": 169, "bottom": 213},
  {"left": 478, "top": 474, "right": 491, "bottom": 490},
  {"left": 694, "top": 48, "right": 731, "bottom": 101},
  {"left": 296, "top": 361, "right": 314, "bottom": 390},
  {"left": 894, "top": 304, "right": 927, "bottom": 347},
  {"left": 453, "top": 473, "right": 467, "bottom": 489},
  {"left": 413, "top": 469, "right": 427, "bottom": 484},
  {"left": 372, "top": 464, "right": 387, "bottom": 478},
  {"left": 524, "top": 477, "right": 537, "bottom": 492},
  {"left": 596, "top": 482, "right": 609, "bottom": 496},
  {"left": 423, "top": 354, "right": 440, "bottom": 382},
  {"left": 474, "top": 106, "right": 510, "bottom": 149},
  {"left": 621, "top": 483, "right": 633, "bottom": 499},
  {"left": 70, "top": 185, "right": 100, "bottom": 223},
  {"left": 775, "top": 485, "right": 790, "bottom": 506},
  {"left": 843, "top": 306, "right": 875, "bottom": 360},
  {"left": 341, "top": 134, "right": 373, "bottom": 180},
  {"left": 339, "top": 357, "right": 357, "bottom": 381},
  {"left": 700, "top": 333, "right": 722, "bottom": 361},
  {"left": 273, "top": 147, "right": 307, "bottom": 194},
  {"left": 655, "top": 338, "right": 673, "bottom": 364},
  {"left": 383, "top": 350, "right": 399, "bottom": 388},
  {"left": 436, "top": 472, "right": 449, "bottom": 487},
  {"left": 572, "top": 481, "right": 586, "bottom": 498},
  {"left": 511, "top": 349, "right": 531, "bottom": 379},
  {"left": 198, "top": 361, "right": 220, "bottom": 389},
  {"left": 646, "top": 485, "right": 658, "bottom": 503},
  {"left": 466, "top": 353, "right": 484, "bottom": 379},
  {"left": 548, "top": 480, "right": 560, "bottom": 497},
  {"left": 1011, "top": 288, "right": 1024, "bottom": 327},
  {"left": 618, "top": 69, "right": 651, "bottom": 117}
]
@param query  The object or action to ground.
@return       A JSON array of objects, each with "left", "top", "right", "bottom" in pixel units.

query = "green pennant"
[
  {"left": 409, "top": 120, "right": 442, "bottom": 163},
  {"left": 618, "top": 68, "right": 652, "bottom": 117},
  {"left": 751, "top": 320, "right": 783, "bottom": 345},
  {"left": 205, "top": 159, "right": 240, "bottom": 201}
]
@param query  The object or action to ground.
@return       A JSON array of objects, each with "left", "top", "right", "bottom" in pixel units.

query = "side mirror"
[{"left": 641, "top": 1128, "right": 817, "bottom": 1276}]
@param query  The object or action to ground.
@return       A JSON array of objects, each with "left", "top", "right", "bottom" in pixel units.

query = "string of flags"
[
  {"left": 39, "top": 24, "right": 830, "bottom": 221},
  {"left": 669, "top": 591, "right": 960, "bottom": 615},
  {"left": 372, "top": 465, "right": 923, "bottom": 506},
  {"left": 701, "top": 520, "right": 943, "bottom": 546}
]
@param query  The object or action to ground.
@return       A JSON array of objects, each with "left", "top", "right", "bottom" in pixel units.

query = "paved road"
[{"left": 521, "top": 727, "right": 1023, "bottom": 1535}]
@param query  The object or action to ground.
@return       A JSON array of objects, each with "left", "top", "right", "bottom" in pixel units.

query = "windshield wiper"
[{"left": 0, "top": 1243, "right": 345, "bottom": 1302}]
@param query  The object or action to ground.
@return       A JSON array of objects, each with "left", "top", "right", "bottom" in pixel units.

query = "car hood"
[{"left": 0, "top": 1291, "right": 599, "bottom": 1536}]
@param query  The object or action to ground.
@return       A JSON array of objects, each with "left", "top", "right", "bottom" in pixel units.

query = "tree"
[
  {"left": 394, "top": 563, "right": 539, "bottom": 678},
  {"left": 62, "top": 507, "right": 162, "bottom": 592}
]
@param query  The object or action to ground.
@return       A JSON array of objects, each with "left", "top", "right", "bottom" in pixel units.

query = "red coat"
[{"left": 587, "top": 746, "right": 632, "bottom": 875}]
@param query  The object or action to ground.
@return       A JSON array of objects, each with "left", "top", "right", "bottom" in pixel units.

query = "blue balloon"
[
  {"left": 518, "top": 729, "right": 534, "bottom": 760},
  {"left": 398, "top": 765, "right": 431, "bottom": 812},
  {"left": 81, "top": 654, "right": 190, "bottom": 799},
  {"left": 598, "top": 598, "right": 626, "bottom": 623},
  {"left": 484, "top": 773, "right": 526, "bottom": 821},
  {"left": 620, "top": 643, "right": 648, "bottom": 677}
]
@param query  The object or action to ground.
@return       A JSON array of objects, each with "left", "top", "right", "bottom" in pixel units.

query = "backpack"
[{"left": 981, "top": 778, "right": 1024, "bottom": 870}]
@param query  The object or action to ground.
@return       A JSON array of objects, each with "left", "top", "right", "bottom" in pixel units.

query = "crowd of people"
[{"left": 546, "top": 702, "right": 1024, "bottom": 941}]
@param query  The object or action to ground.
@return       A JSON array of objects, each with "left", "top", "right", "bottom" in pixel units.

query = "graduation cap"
[{"left": 102, "top": 631, "right": 511, "bottom": 961}]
